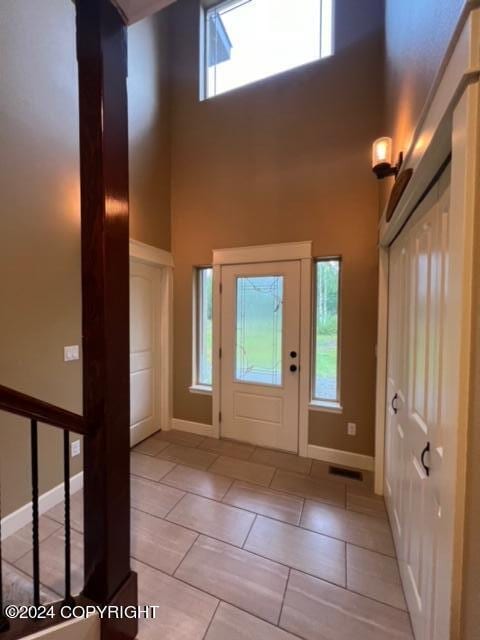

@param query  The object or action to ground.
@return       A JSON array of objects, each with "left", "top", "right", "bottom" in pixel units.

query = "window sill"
[
  {"left": 309, "top": 400, "right": 343, "bottom": 414},
  {"left": 189, "top": 384, "right": 212, "bottom": 396}
]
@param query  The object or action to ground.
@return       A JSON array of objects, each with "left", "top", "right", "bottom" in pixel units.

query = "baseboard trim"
[
  {"left": 307, "top": 444, "right": 375, "bottom": 472},
  {"left": 171, "top": 418, "right": 215, "bottom": 438},
  {"left": 1, "top": 471, "right": 83, "bottom": 541}
]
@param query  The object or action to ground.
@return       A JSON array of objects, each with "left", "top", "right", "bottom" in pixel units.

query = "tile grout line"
[
  {"left": 297, "top": 497, "right": 306, "bottom": 526},
  {"left": 277, "top": 567, "right": 291, "bottom": 626},
  {"left": 172, "top": 530, "right": 201, "bottom": 576},
  {"left": 241, "top": 513, "right": 257, "bottom": 549},
  {"left": 199, "top": 599, "right": 221, "bottom": 640}
]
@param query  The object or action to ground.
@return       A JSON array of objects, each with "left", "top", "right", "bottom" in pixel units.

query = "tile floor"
[{"left": 2, "top": 430, "right": 414, "bottom": 640}]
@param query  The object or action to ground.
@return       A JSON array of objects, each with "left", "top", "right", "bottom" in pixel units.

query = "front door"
[{"left": 220, "top": 261, "right": 301, "bottom": 452}]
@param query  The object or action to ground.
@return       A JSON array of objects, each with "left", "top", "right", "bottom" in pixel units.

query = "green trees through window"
[{"left": 314, "top": 259, "right": 340, "bottom": 402}]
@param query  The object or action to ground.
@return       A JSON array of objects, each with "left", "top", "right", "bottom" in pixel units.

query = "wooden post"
[{"left": 75, "top": 1, "right": 137, "bottom": 637}]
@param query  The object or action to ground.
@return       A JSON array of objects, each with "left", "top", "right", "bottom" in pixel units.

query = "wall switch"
[
  {"left": 347, "top": 422, "right": 357, "bottom": 436},
  {"left": 71, "top": 440, "right": 81, "bottom": 458},
  {"left": 64, "top": 345, "right": 80, "bottom": 362}
]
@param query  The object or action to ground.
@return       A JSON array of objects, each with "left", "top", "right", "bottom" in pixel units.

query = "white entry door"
[
  {"left": 220, "top": 261, "right": 301, "bottom": 452},
  {"left": 129, "top": 259, "right": 162, "bottom": 446},
  {"left": 385, "top": 167, "right": 451, "bottom": 640}
]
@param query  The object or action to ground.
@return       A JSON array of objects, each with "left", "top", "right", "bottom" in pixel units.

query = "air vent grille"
[{"left": 328, "top": 466, "right": 363, "bottom": 481}]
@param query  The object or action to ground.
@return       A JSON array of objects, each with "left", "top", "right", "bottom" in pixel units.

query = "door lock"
[
  {"left": 289, "top": 364, "right": 298, "bottom": 372},
  {"left": 290, "top": 351, "right": 297, "bottom": 358}
]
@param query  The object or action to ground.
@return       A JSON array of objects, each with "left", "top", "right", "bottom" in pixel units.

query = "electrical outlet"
[
  {"left": 347, "top": 422, "right": 357, "bottom": 436},
  {"left": 71, "top": 440, "right": 81, "bottom": 457},
  {"left": 64, "top": 345, "right": 80, "bottom": 362}
]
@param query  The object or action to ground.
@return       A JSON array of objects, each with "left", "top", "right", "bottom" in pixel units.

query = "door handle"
[
  {"left": 289, "top": 364, "right": 298, "bottom": 372},
  {"left": 290, "top": 351, "right": 297, "bottom": 358},
  {"left": 391, "top": 393, "right": 399, "bottom": 415},
  {"left": 421, "top": 442, "right": 430, "bottom": 477}
]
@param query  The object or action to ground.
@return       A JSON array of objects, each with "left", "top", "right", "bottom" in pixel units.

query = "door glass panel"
[{"left": 235, "top": 276, "right": 284, "bottom": 386}]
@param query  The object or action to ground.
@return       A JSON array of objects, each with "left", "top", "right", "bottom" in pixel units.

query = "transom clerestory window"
[{"left": 202, "top": 0, "right": 334, "bottom": 99}]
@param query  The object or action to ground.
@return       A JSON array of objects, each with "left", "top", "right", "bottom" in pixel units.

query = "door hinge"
[
  {"left": 219, "top": 411, "right": 222, "bottom": 423},
  {"left": 219, "top": 347, "right": 222, "bottom": 359}
]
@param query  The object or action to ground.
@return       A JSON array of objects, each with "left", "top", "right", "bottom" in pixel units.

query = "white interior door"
[
  {"left": 130, "top": 259, "right": 162, "bottom": 446},
  {"left": 385, "top": 167, "right": 451, "bottom": 640},
  {"left": 220, "top": 261, "right": 301, "bottom": 452}
]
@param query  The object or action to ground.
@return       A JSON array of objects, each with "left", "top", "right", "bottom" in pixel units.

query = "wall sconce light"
[{"left": 372, "top": 137, "right": 403, "bottom": 180}]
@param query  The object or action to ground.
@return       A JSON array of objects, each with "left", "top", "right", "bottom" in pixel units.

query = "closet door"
[
  {"left": 385, "top": 236, "right": 409, "bottom": 544},
  {"left": 385, "top": 166, "right": 451, "bottom": 640}
]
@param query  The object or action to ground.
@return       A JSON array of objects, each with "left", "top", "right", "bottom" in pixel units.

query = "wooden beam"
[{"left": 75, "top": 1, "right": 137, "bottom": 637}]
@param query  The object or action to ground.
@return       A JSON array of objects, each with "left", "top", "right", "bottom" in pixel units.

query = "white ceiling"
[{"left": 112, "top": 0, "right": 177, "bottom": 24}]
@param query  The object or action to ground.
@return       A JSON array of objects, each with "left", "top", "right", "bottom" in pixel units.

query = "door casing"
[
  {"left": 129, "top": 239, "right": 173, "bottom": 446},
  {"left": 211, "top": 242, "right": 313, "bottom": 457}
]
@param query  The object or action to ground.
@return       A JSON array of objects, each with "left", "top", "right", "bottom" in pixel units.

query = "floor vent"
[{"left": 328, "top": 466, "right": 363, "bottom": 481}]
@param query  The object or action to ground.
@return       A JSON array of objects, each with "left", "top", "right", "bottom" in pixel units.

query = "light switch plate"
[
  {"left": 71, "top": 440, "right": 81, "bottom": 458},
  {"left": 347, "top": 422, "right": 357, "bottom": 436},
  {"left": 64, "top": 345, "right": 80, "bottom": 362}
]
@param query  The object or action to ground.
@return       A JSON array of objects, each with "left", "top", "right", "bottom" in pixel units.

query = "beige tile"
[
  {"left": 223, "top": 481, "right": 303, "bottom": 525},
  {"left": 310, "top": 460, "right": 374, "bottom": 490},
  {"left": 3, "top": 561, "right": 60, "bottom": 606},
  {"left": 280, "top": 570, "right": 413, "bottom": 640},
  {"left": 245, "top": 516, "right": 346, "bottom": 587},
  {"left": 176, "top": 535, "right": 288, "bottom": 624},
  {"left": 131, "top": 475, "right": 185, "bottom": 518},
  {"left": 153, "top": 430, "right": 205, "bottom": 448},
  {"left": 46, "top": 490, "right": 84, "bottom": 533},
  {"left": 251, "top": 448, "right": 312, "bottom": 475},
  {"left": 209, "top": 456, "right": 275, "bottom": 487},
  {"left": 347, "top": 485, "right": 388, "bottom": 519},
  {"left": 271, "top": 470, "right": 345, "bottom": 507},
  {"left": 131, "top": 451, "right": 176, "bottom": 482},
  {"left": 134, "top": 436, "right": 171, "bottom": 457},
  {"left": 199, "top": 437, "right": 255, "bottom": 460},
  {"left": 133, "top": 558, "right": 218, "bottom": 640},
  {"left": 158, "top": 444, "right": 218, "bottom": 470},
  {"left": 166, "top": 494, "right": 255, "bottom": 546},
  {"left": 161, "top": 465, "right": 233, "bottom": 500},
  {"left": 347, "top": 545, "right": 407, "bottom": 610},
  {"left": 2, "top": 516, "right": 62, "bottom": 563},
  {"left": 300, "top": 501, "right": 395, "bottom": 556},
  {"left": 15, "top": 528, "right": 84, "bottom": 597},
  {"left": 206, "top": 603, "right": 298, "bottom": 640},
  {"left": 131, "top": 508, "right": 197, "bottom": 575}
]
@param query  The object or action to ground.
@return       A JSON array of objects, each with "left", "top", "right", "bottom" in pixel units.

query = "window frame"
[
  {"left": 310, "top": 256, "right": 342, "bottom": 411},
  {"left": 200, "top": 0, "right": 335, "bottom": 101},
  {"left": 191, "top": 266, "right": 214, "bottom": 394}
]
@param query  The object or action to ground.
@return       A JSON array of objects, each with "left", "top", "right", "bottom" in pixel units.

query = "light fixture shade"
[{"left": 372, "top": 137, "right": 393, "bottom": 168}]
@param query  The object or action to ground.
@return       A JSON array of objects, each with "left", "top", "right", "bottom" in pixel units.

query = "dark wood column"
[{"left": 75, "top": 1, "right": 137, "bottom": 636}]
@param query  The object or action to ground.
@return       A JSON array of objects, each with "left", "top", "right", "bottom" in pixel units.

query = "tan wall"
[
  {"left": 170, "top": 0, "right": 384, "bottom": 456},
  {"left": 385, "top": 0, "right": 467, "bottom": 157},
  {"left": 0, "top": 0, "right": 83, "bottom": 517},
  {"left": 129, "top": 11, "right": 172, "bottom": 251},
  {"left": 0, "top": 3, "right": 170, "bottom": 517}
]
